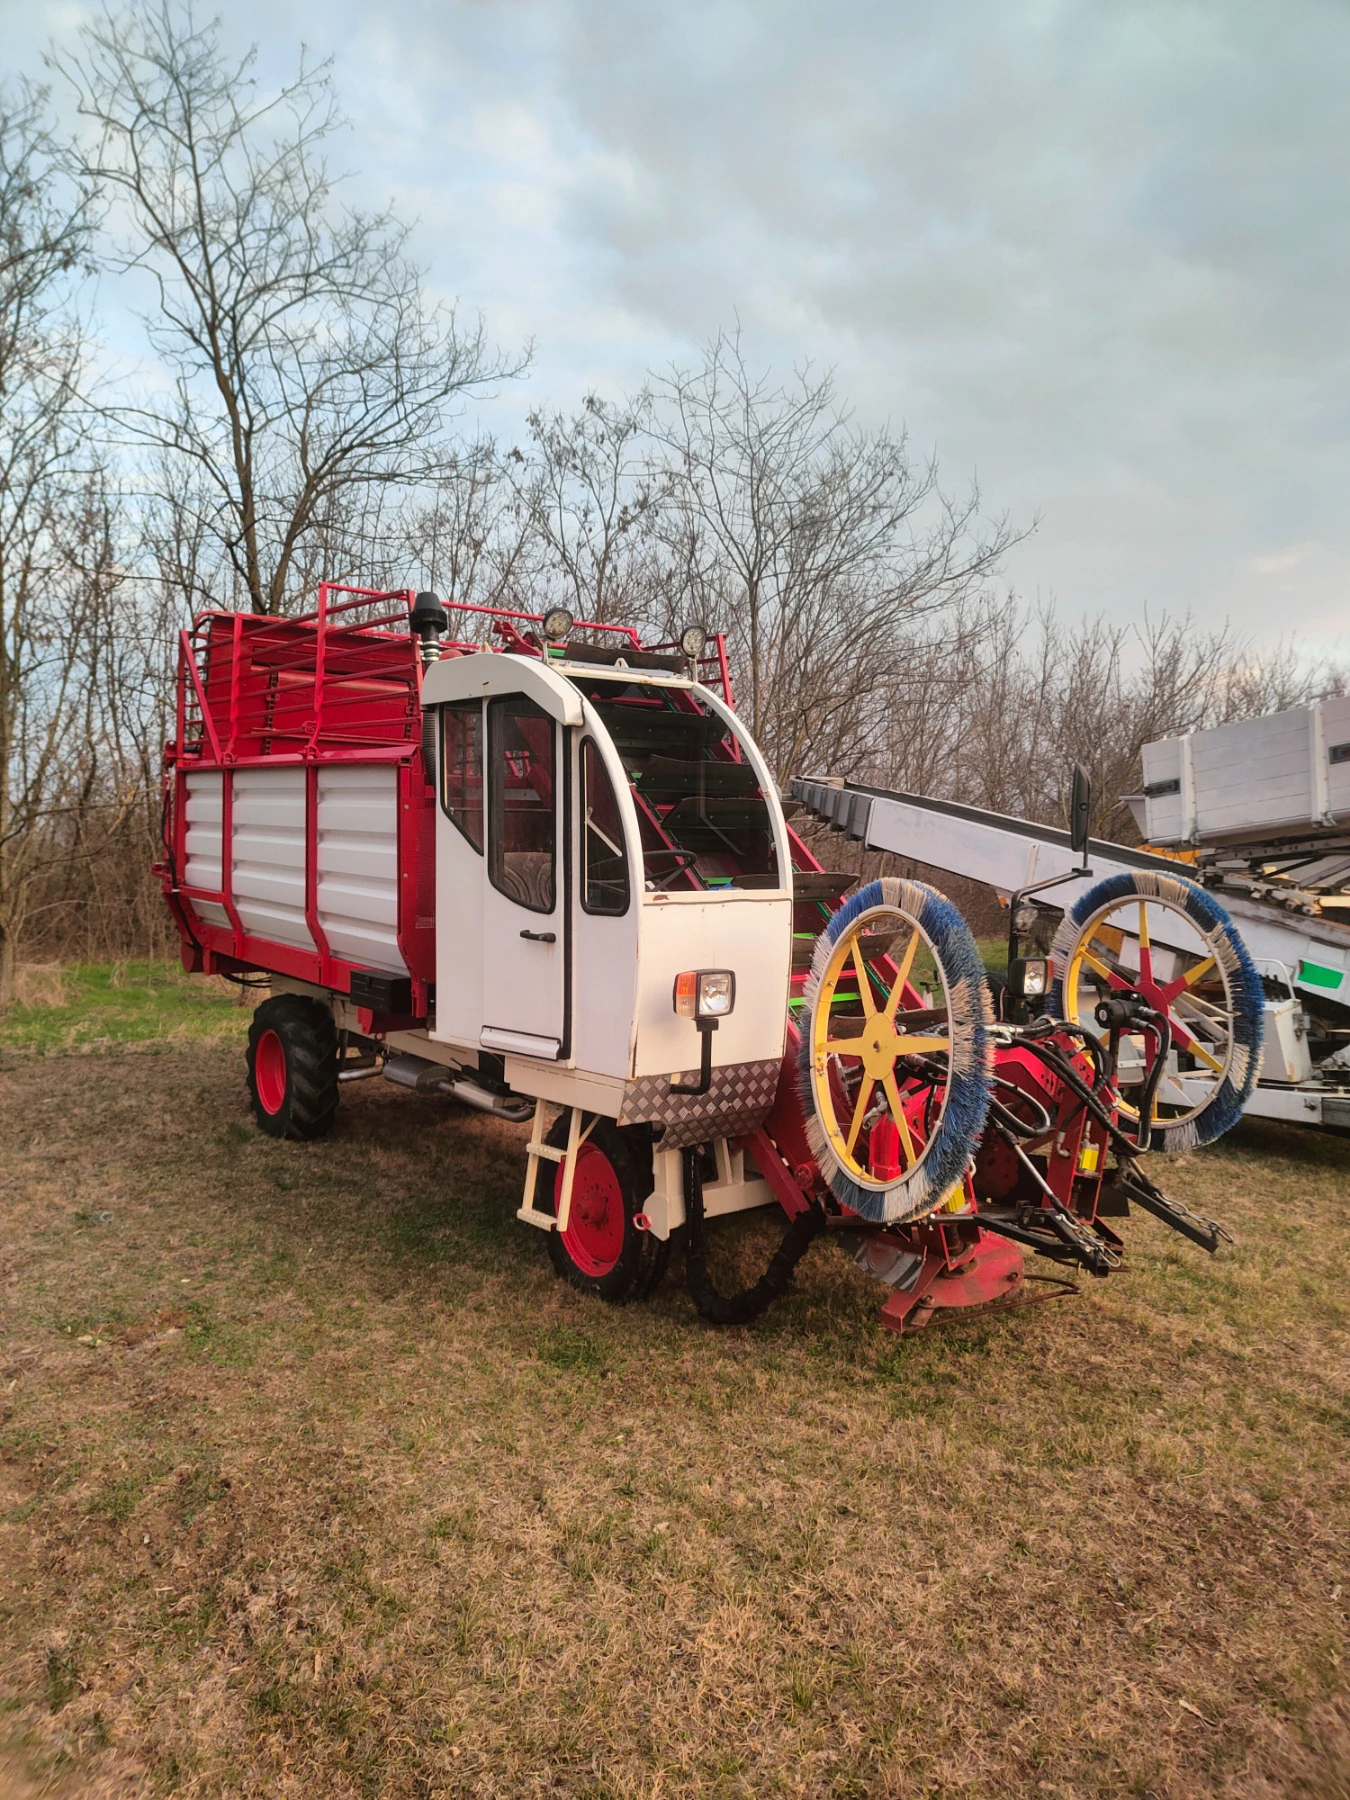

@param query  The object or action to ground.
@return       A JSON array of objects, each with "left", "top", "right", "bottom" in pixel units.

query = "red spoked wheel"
[
  {"left": 246, "top": 995, "right": 339, "bottom": 1140},
  {"left": 543, "top": 1114, "right": 670, "bottom": 1303}
]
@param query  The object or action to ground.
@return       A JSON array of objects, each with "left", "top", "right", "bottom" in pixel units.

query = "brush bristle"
[
  {"left": 797, "top": 878, "right": 993, "bottom": 1224},
  {"left": 1047, "top": 871, "right": 1263, "bottom": 1152}
]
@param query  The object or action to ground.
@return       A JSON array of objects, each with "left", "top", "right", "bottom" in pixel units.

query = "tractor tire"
[
  {"left": 246, "top": 994, "right": 339, "bottom": 1141},
  {"left": 543, "top": 1114, "right": 670, "bottom": 1304}
]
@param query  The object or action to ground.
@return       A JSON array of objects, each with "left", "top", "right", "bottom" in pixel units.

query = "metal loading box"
[{"left": 1136, "top": 698, "right": 1350, "bottom": 847}]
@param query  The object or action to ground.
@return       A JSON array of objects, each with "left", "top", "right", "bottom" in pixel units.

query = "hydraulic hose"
[{"left": 682, "top": 1144, "right": 826, "bottom": 1326}]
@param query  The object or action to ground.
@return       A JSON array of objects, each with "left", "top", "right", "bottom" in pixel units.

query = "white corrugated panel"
[
  {"left": 316, "top": 765, "right": 406, "bottom": 974},
  {"left": 1327, "top": 696, "right": 1350, "bottom": 816},
  {"left": 1192, "top": 709, "right": 1310, "bottom": 836},
  {"left": 231, "top": 768, "right": 316, "bottom": 951},
  {"left": 1141, "top": 739, "right": 1185, "bottom": 844},
  {"left": 1144, "top": 700, "right": 1350, "bottom": 845},
  {"left": 183, "top": 770, "right": 229, "bottom": 929}
]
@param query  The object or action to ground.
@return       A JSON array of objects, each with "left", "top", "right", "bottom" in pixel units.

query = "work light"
[
  {"left": 542, "top": 607, "right": 574, "bottom": 642},
  {"left": 1008, "top": 957, "right": 1048, "bottom": 1000},
  {"left": 680, "top": 624, "right": 708, "bottom": 661},
  {"left": 673, "top": 969, "right": 736, "bottom": 1020}
]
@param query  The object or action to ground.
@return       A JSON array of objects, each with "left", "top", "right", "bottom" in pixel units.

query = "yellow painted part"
[
  {"left": 1182, "top": 954, "right": 1217, "bottom": 990},
  {"left": 1064, "top": 894, "right": 1236, "bottom": 1130},
  {"left": 1141, "top": 843, "right": 1201, "bottom": 865},
  {"left": 810, "top": 907, "right": 947, "bottom": 1189}
]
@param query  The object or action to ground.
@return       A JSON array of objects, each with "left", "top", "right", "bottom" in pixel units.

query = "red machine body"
[{"left": 160, "top": 587, "right": 1233, "bottom": 1336}]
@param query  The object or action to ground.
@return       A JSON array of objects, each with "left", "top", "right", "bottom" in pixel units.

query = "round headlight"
[
  {"left": 542, "top": 607, "right": 574, "bottom": 642},
  {"left": 680, "top": 624, "right": 708, "bottom": 661}
]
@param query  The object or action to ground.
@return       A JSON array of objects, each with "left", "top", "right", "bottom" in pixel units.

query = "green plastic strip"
[{"left": 1298, "top": 960, "right": 1345, "bottom": 991}]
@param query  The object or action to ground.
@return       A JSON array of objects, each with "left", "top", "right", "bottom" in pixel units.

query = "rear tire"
[
  {"left": 544, "top": 1115, "right": 670, "bottom": 1304},
  {"left": 246, "top": 995, "right": 339, "bottom": 1140}
]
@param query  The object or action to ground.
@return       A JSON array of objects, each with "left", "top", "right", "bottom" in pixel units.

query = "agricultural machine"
[{"left": 157, "top": 586, "right": 1264, "bottom": 1332}]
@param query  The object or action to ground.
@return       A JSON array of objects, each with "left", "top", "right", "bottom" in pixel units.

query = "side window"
[
  {"left": 488, "top": 697, "right": 556, "bottom": 914},
  {"left": 581, "top": 738, "right": 630, "bottom": 916},
  {"left": 440, "top": 700, "right": 484, "bottom": 852}
]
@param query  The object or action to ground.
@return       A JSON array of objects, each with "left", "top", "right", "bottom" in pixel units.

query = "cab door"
[{"left": 480, "top": 694, "right": 567, "bottom": 1059}]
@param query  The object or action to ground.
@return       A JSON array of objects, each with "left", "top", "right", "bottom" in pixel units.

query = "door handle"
[{"left": 519, "top": 929, "right": 556, "bottom": 943}]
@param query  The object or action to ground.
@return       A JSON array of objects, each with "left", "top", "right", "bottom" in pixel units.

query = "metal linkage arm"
[{"left": 1110, "top": 1162, "right": 1230, "bottom": 1253}]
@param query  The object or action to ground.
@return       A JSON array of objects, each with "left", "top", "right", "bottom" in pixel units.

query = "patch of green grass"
[
  {"left": 976, "top": 933, "right": 1009, "bottom": 976},
  {"left": 88, "top": 1478, "right": 142, "bottom": 1524},
  {"left": 44, "top": 1647, "right": 79, "bottom": 1714},
  {"left": 0, "top": 960, "right": 247, "bottom": 1061},
  {"left": 536, "top": 1324, "right": 606, "bottom": 1371}
]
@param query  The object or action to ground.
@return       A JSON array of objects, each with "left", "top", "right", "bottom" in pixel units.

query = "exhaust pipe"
[
  {"left": 441, "top": 1078, "right": 533, "bottom": 1122},
  {"left": 381, "top": 1053, "right": 532, "bottom": 1121}
]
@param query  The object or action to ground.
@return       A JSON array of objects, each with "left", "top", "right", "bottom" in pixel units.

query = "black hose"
[
  {"left": 1129, "top": 1005, "right": 1172, "bottom": 1150},
  {"left": 1020, "top": 1015, "right": 1109, "bottom": 1090},
  {"left": 682, "top": 1144, "right": 826, "bottom": 1326},
  {"left": 1010, "top": 1034, "right": 1145, "bottom": 1165}
]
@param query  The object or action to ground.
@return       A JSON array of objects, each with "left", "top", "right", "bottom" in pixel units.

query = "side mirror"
[{"left": 1069, "top": 762, "right": 1092, "bottom": 862}]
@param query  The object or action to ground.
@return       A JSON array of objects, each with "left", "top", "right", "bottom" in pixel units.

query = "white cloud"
[{"left": 3, "top": 0, "right": 1346, "bottom": 651}]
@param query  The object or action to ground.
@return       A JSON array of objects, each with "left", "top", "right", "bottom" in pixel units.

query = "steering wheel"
[{"left": 644, "top": 849, "right": 699, "bottom": 891}]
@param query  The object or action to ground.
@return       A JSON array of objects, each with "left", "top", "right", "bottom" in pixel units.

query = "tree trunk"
[{"left": 0, "top": 916, "right": 16, "bottom": 1016}]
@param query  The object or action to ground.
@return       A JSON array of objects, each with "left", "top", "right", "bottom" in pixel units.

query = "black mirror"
[{"left": 1069, "top": 762, "right": 1092, "bottom": 861}]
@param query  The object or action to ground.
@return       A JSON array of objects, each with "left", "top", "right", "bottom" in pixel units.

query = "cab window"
[
  {"left": 581, "top": 738, "right": 630, "bottom": 915},
  {"left": 440, "top": 700, "right": 484, "bottom": 852},
  {"left": 578, "top": 680, "right": 778, "bottom": 890},
  {"left": 487, "top": 696, "right": 556, "bottom": 913}
]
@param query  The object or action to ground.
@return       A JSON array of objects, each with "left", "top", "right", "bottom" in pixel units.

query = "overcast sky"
[{"left": 5, "top": 0, "right": 1348, "bottom": 651}]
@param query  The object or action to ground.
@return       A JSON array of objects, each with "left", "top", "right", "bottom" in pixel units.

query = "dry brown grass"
[
  {"left": 9, "top": 967, "right": 68, "bottom": 1010},
  {"left": 1, "top": 1042, "right": 1348, "bottom": 1799}
]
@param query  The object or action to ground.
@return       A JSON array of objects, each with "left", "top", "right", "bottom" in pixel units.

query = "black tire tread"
[{"left": 246, "top": 995, "right": 339, "bottom": 1141}]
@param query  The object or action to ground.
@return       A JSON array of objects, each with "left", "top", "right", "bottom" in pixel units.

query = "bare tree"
[
  {"left": 508, "top": 394, "right": 675, "bottom": 625},
  {"left": 651, "top": 331, "right": 1022, "bottom": 781},
  {"left": 0, "top": 83, "right": 103, "bottom": 1008},
  {"left": 869, "top": 601, "right": 1350, "bottom": 851},
  {"left": 403, "top": 438, "right": 542, "bottom": 633},
  {"left": 56, "top": 4, "right": 518, "bottom": 617}
]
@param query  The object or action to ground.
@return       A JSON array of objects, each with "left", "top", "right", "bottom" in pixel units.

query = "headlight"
[
  {"left": 1009, "top": 956, "right": 1048, "bottom": 999},
  {"left": 542, "top": 607, "right": 574, "bottom": 642},
  {"left": 673, "top": 968, "right": 736, "bottom": 1020}
]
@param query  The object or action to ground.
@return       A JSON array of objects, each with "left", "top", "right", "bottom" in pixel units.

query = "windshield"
[{"left": 575, "top": 677, "right": 780, "bottom": 892}]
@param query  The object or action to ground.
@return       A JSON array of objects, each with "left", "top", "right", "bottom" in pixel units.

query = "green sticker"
[{"left": 1298, "top": 960, "right": 1345, "bottom": 991}]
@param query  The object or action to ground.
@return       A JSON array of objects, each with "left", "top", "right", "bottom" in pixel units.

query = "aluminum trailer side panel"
[{"left": 1140, "top": 696, "right": 1350, "bottom": 846}]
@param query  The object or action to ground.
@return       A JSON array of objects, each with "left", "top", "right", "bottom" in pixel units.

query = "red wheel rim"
[
  {"left": 557, "top": 1142, "right": 626, "bottom": 1277},
  {"left": 255, "top": 1028, "right": 288, "bottom": 1115}
]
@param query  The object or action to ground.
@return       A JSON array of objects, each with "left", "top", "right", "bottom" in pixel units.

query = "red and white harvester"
[{"left": 159, "top": 586, "right": 1264, "bottom": 1329}]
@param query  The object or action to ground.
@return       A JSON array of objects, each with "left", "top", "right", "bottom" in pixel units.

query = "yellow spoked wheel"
[
  {"left": 799, "top": 877, "right": 993, "bottom": 1224},
  {"left": 1048, "top": 870, "right": 1263, "bottom": 1151}
]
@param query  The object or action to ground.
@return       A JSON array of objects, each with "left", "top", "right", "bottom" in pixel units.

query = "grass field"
[
  {"left": 1, "top": 971, "right": 1348, "bottom": 1798},
  {"left": 0, "top": 963, "right": 246, "bottom": 1064}
]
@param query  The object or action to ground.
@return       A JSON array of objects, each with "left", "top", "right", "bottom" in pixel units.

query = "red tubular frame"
[{"left": 160, "top": 587, "right": 724, "bottom": 1005}]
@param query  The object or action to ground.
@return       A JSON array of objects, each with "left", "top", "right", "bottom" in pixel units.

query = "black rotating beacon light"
[{"left": 410, "top": 590, "right": 449, "bottom": 665}]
